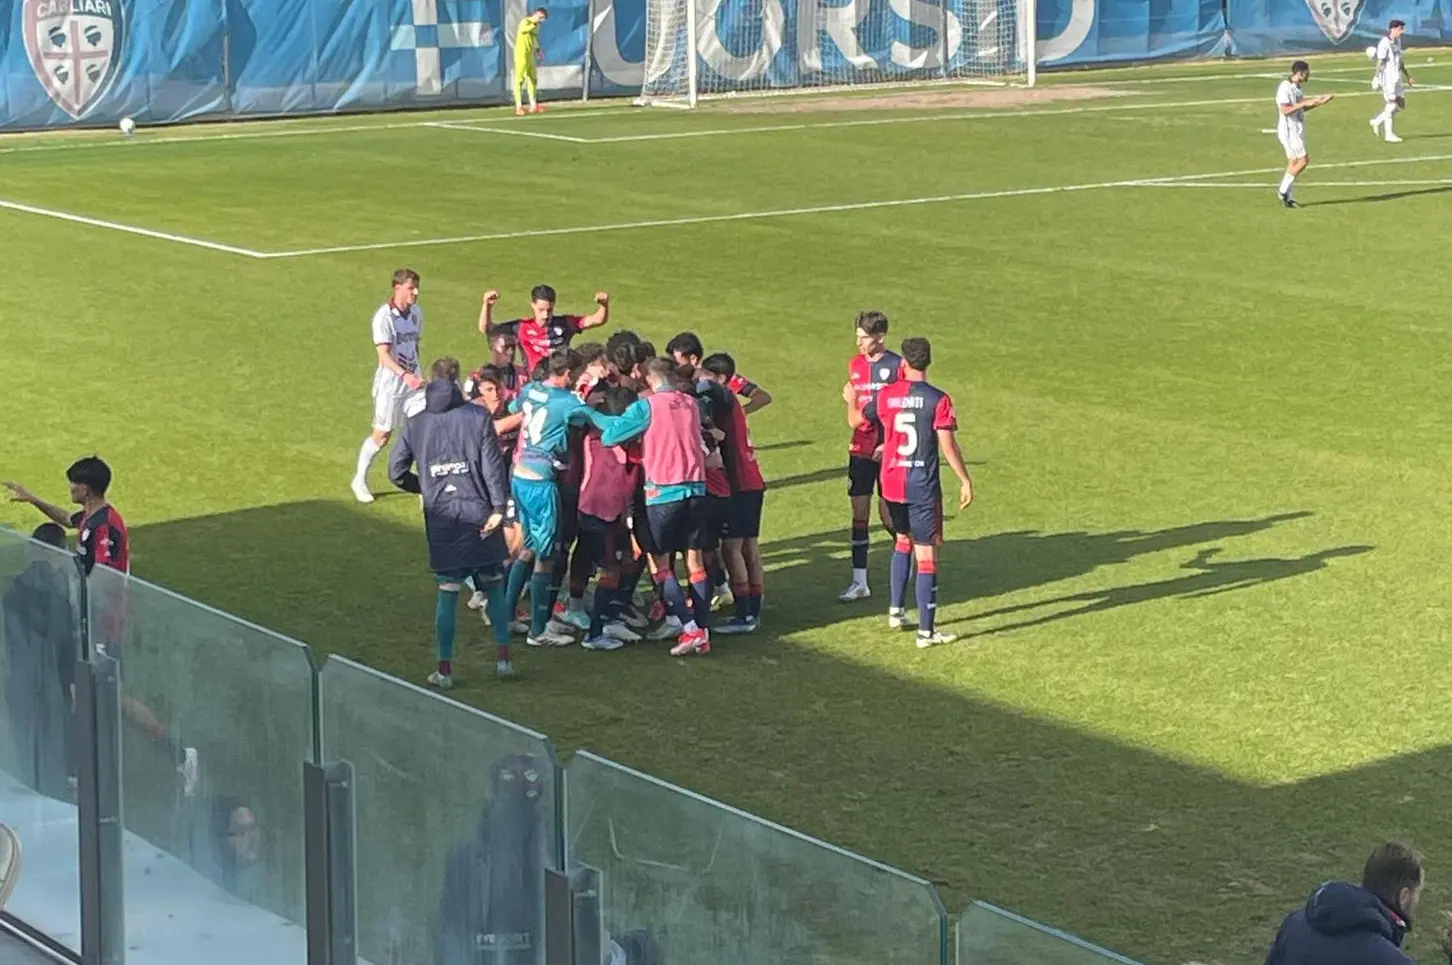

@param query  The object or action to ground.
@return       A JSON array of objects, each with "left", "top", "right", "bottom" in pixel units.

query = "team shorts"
[
  {"left": 1385, "top": 82, "right": 1405, "bottom": 102},
  {"left": 1279, "top": 130, "right": 1306, "bottom": 161},
  {"left": 372, "top": 391, "right": 412, "bottom": 433},
  {"left": 724, "top": 489, "right": 765, "bottom": 540},
  {"left": 692, "top": 496, "right": 730, "bottom": 551},
  {"left": 646, "top": 497, "right": 704, "bottom": 555},
  {"left": 578, "top": 514, "right": 627, "bottom": 571},
  {"left": 557, "top": 483, "right": 581, "bottom": 551},
  {"left": 434, "top": 565, "right": 503, "bottom": 589},
  {"left": 847, "top": 455, "right": 881, "bottom": 498},
  {"left": 887, "top": 499, "right": 944, "bottom": 546},
  {"left": 512, "top": 477, "right": 559, "bottom": 557}
]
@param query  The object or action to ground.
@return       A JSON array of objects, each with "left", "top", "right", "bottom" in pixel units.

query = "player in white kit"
[
  {"left": 1370, "top": 20, "right": 1413, "bottom": 143},
  {"left": 1275, "top": 61, "right": 1334, "bottom": 209},
  {"left": 352, "top": 268, "right": 424, "bottom": 503}
]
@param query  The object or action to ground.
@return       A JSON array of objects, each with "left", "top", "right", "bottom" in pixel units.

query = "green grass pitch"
[{"left": 6, "top": 51, "right": 1452, "bottom": 964}]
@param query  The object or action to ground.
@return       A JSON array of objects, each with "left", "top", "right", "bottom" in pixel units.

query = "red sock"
[{"left": 439, "top": 660, "right": 452, "bottom": 676}]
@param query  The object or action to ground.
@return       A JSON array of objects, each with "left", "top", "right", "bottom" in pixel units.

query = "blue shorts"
[
  {"left": 887, "top": 500, "right": 943, "bottom": 546},
  {"left": 512, "top": 477, "right": 559, "bottom": 557},
  {"left": 647, "top": 497, "right": 704, "bottom": 555}
]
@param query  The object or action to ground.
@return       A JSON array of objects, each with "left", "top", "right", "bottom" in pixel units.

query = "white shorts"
[
  {"left": 1279, "top": 130, "right": 1306, "bottom": 160},
  {"left": 1384, "top": 82, "right": 1405, "bottom": 102},
  {"left": 371, "top": 390, "right": 419, "bottom": 432}
]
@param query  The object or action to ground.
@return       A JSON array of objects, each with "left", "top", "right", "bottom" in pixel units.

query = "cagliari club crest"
[
  {"left": 1307, "top": 0, "right": 1366, "bottom": 42},
  {"left": 23, "top": 0, "right": 125, "bottom": 119}
]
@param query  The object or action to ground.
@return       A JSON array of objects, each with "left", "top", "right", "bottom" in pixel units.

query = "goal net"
[{"left": 638, "top": 0, "right": 1035, "bottom": 107}]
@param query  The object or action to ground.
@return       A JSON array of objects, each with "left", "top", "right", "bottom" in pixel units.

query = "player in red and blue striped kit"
[{"left": 847, "top": 337, "right": 974, "bottom": 648}]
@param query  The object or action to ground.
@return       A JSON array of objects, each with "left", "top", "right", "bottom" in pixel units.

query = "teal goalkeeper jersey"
[{"left": 509, "top": 382, "right": 597, "bottom": 480}]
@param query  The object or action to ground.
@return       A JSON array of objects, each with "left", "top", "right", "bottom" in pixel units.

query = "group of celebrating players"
[{"left": 350, "top": 269, "right": 974, "bottom": 687}]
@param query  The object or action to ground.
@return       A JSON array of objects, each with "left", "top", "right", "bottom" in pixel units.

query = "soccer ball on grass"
[
  {"left": 119, "top": 117, "right": 136, "bottom": 136},
  {"left": 1365, "top": 45, "right": 1378, "bottom": 60}
]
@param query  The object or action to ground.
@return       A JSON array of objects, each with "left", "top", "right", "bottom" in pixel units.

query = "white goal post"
[{"left": 637, "top": 0, "right": 1036, "bottom": 107}]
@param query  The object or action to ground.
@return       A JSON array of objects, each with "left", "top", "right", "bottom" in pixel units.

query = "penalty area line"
[
  {"left": 0, "top": 198, "right": 268, "bottom": 258},
  {"left": 421, "top": 121, "right": 592, "bottom": 143}
]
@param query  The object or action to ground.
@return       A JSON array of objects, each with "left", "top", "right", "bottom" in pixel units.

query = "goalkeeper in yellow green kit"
[{"left": 513, "top": 7, "right": 548, "bottom": 115}]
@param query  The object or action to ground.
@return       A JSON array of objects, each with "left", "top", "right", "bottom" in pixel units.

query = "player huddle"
[
  {"left": 1274, "top": 20, "right": 1413, "bottom": 208},
  {"left": 354, "top": 270, "right": 973, "bottom": 688}
]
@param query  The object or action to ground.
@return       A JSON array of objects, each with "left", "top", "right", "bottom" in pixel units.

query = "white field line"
[
  {"left": 422, "top": 120, "right": 592, "bottom": 142},
  {"left": 1138, "top": 178, "right": 1452, "bottom": 188},
  {"left": 575, "top": 88, "right": 1423, "bottom": 143},
  {"left": 0, "top": 120, "right": 439, "bottom": 157},
  {"left": 0, "top": 198, "right": 267, "bottom": 257},
  {"left": 259, "top": 152, "right": 1452, "bottom": 258}
]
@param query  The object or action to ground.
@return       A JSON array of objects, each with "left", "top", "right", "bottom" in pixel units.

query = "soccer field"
[{"left": 7, "top": 51, "right": 1452, "bottom": 964}]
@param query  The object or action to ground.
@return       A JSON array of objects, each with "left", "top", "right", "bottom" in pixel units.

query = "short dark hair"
[
  {"left": 643, "top": 357, "right": 684, "bottom": 386},
  {"left": 900, "top": 337, "right": 932, "bottom": 372},
  {"left": 535, "top": 5, "right": 548, "bottom": 15},
  {"left": 392, "top": 268, "right": 420, "bottom": 288},
  {"left": 547, "top": 348, "right": 580, "bottom": 379},
  {"left": 576, "top": 342, "right": 606, "bottom": 368},
  {"left": 636, "top": 341, "right": 656, "bottom": 363},
  {"left": 67, "top": 456, "right": 112, "bottom": 497},
  {"left": 600, "top": 385, "right": 638, "bottom": 416},
  {"left": 530, "top": 284, "right": 557, "bottom": 304},
  {"left": 429, "top": 357, "right": 460, "bottom": 382},
  {"left": 486, "top": 323, "right": 517, "bottom": 344},
  {"left": 1389, "top": 18, "right": 1405, "bottom": 28},
  {"left": 855, "top": 311, "right": 889, "bottom": 337},
  {"left": 701, "top": 352, "right": 736, "bottom": 379},
  {"left": 1363, "top": 843, "right": 1423, "bottom": 907},
  {"left": 530, "top": 358, "right": 550, "bottom": 382},
  {"left": 32, "top": 523, "right": 66, "bottom": 549},
  {"left": 666, "top": 332, "right": 705, "bottom": 361},
  {"left": 1291, "top": 60, "right": 1310, "bottom": 75}
]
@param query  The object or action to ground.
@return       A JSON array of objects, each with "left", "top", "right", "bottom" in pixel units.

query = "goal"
[{"left": 637, "top": 0, "right": 1036, "bottom": 108}]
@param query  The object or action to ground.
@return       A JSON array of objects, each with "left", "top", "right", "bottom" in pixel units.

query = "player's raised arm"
[
  {"left": 478, "top": 290, "right": 500, "bottom": 335},
  {"left": 578, "top": 292, "right": 610, "bottom": 330},
  {"left": 731, "top": 373, "right": 772, "bottom": 415},
  {"left": 3, "top": 481, "right": 73, "bottom": 528}
]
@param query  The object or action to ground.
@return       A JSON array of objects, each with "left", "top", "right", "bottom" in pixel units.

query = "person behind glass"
[
  {"left": 438, "top": 754, "right": 550, "bottom": 965},
  {"left": 0, "top": 523, "right": 77, "bottom": 800}
]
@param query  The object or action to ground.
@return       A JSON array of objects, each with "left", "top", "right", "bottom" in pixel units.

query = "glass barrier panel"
[
  {"left": 0, "top": 527, "right": 85, "bottom": 953},
  {"left": 567, "top": 750, "right": 948, "bottom": 965},
  {"left": 88, "top": 563, "right": 315, "bottom": 965},
  {"left": 957, "top": 902, "right": 1143, "bottom": 965},
  {"left": 320, "top": 656, "right": 562, "bottom": 965}
]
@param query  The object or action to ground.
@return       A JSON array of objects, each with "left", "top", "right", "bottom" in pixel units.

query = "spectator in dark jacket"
[
  {"left": 0, "top": 524, "right": 77, "bottom": 800},
  {"left": 390, "top": 363, "right": 512, "bottom": 687},
  {"left": 437, "top": 753, "right": 549, "bottom": 965},
  {"left": 1266, "top": 843, "right": 1452, "bottom": 965}
]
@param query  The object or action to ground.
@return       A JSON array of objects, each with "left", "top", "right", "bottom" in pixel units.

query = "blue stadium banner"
[
  {"left": 5, "top": 0, "right": 1445, "bottom": 131},
  {"left": 1225, "top": 0, "right": 1444, "bottom": 56},
  {"left": 1036, "top": 0, "right": 1226, "bottom": 65}
]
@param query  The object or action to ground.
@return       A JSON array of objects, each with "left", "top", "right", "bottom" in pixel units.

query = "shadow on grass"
[
  {"left": 949, "top": 543, "right": 1373, "bottom": 638},
  {"left": 123, "top": 501, "right": 1410, "bottom": 965},
  {"left": 1308, "top": 184, "right": 1452, "bottom": 205}
]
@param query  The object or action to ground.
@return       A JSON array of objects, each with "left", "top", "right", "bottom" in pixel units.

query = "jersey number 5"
[
  {"left": 521, "top": 402, "right": 549, "bottom": 445},
  {"left": 893, "top": 412, "right": 918, "bottom": 456}
]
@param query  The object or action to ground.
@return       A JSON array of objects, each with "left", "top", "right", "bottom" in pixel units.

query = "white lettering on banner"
[
  {"left": 591, "top": 0, "right": 645, "bottom": 87},
  {"left": 887, "top": 0, "right": 961, "bottom": 68},
  {"left": 696, "top": 0, "right": 786, "bottom": 81},
  {"left": 1037, "top": 0, "right": 1092, "bottom": 63},
  {"left": 798, "top": 0, "right": 877, "bottom": 73}
]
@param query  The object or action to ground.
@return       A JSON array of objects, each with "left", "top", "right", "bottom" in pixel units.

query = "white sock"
[
  {"left": 852, "top": 567, "right": 868, "bottom": 586},
  {"left": 1384, "top": 113, "right": 1396, "bottom": 138},
  {"left": 354, "top": 437, "right": 382, "bottom": 485},
  {"left": 1278, "top": 172, "right": 1296, "bottom": 196}
]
